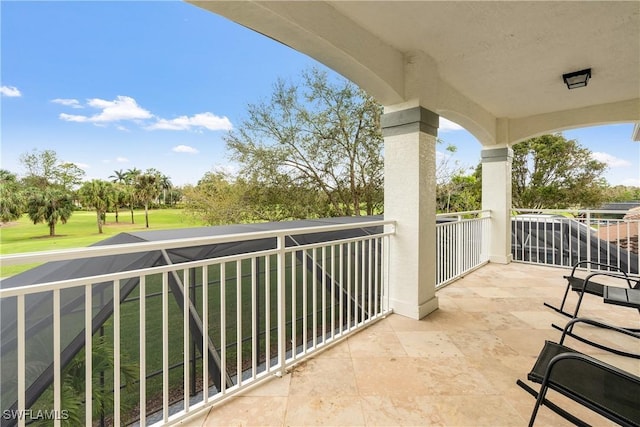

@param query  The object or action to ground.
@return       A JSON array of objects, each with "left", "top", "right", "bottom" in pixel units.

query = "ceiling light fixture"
[{"left": 562, "top": 68, "right": 591, "bottom": 89}]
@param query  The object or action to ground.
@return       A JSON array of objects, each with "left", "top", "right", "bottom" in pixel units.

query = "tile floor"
[{"left": 182, "top": 262, "right": 640, "bottom": 426}]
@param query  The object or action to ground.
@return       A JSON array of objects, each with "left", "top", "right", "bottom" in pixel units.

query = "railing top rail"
[
  {"left": 513, "top": 208, "right": 639, "bottom": 217},
  {"left": 436, "top": 210, "right": 489, "bottom": 217},
  {"left": 0, "top": 219, "right": 396, "bottom": 267}
]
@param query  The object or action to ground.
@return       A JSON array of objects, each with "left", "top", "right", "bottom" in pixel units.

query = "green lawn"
[{"left": 0, "top": 208, "right": 206, "bottom": 277}]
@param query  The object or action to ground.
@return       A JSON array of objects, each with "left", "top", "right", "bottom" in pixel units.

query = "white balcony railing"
[
  {"left": 0, "top": 219, "right": 394, "bottom": 426},
  {"left": 436, "top": 210, "right": 491, "bottom": 288},
  {"left": 512, "top": 209, "right": 639, "bottom": 275}
]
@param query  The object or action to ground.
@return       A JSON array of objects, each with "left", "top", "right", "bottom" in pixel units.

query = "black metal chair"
[
  {"left": 544, "top": 260, "right": 639, "bottom": 319},
  {"left": 517, "top": 318, "right": 640, "bottom": 427}
]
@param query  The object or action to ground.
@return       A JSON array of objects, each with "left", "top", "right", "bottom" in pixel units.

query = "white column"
[
  {"left": 382, "top": 105, "right": 439, "bottom": 320},
  {"left": 481, "top": 147, "right": 513, "bottom": 264}
]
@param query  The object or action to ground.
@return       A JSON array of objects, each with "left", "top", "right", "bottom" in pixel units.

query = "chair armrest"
[
  {"left": 582, "top": 272, "right": 636, "bottom": 292},
  {"left": 568, "top": 260, "right": 627, "bottom": 278}
]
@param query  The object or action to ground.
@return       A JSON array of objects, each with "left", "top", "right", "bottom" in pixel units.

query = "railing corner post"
[{"left": 276, "top": 234, "right": 287, "bottom": 377}]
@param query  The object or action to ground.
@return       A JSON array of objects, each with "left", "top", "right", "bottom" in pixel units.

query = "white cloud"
[
  {"left": 592, "top": 152, "right": 631, "bottom": 168},
  {"left": 172, "top": 145, "right": 199, "bottom": 154},
  {"left": 439, "top": 117, "right": 463, "bottom": 132},
  {"left": 60, "top": 95, "right": 152, "bottom": 123},
  {"left": 116, "top": 157, "right": 130, "bottom": 163},
  {"left": 51, "top": 98, "right": 82, "bottom": 108},
  {"left": 1, "top": 86, "right": 22, "bottom": 97},
  {"left": 54, "top": 94, "right": 231, "bottom": 133},
  {"left": 148, "top": 112, "right": 232, "bottom": 132}
]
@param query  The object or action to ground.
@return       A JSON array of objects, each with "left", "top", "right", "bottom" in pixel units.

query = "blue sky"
[{"left": 2, "top": 1, "right": 638, "bottom": 187}]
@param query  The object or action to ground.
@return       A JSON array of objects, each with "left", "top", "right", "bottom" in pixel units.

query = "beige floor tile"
[
  {"left": 202, "top": 396, "right": 287, "bottom": 426},
  {"left": 189, "top": 263, "right": 638, "bottom": 426},
  {"left": 347, "top": 328, "right": 408, "bottom": 357},
  {"left": 285, "top": 394, "right": 365, "bottom": 426},
  {"left": 288, "top": 357, "right": 358, "bottom": 397},
  {"left": 361, "top": 395, "right": 448, "bottom": 426},
  {"left": 395, "top": 330, "right": 466, "bottom": 357}
]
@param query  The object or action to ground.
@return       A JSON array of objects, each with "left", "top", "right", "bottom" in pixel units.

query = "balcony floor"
[{"left": 186, "top": 262, "right": 639, "bottom": 426}]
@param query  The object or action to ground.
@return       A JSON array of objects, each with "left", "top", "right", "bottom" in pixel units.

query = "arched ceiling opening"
[{"left": 190, "top": 1, "right": 639, "bottom": 147}]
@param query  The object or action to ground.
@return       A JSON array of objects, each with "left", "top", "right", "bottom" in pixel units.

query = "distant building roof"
[{"left": 599, "top": 202, "right": 640, "bottom": 211}]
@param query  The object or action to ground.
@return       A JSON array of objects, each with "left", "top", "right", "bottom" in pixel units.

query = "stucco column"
[
  {"left": 481, "top": 147, "right": 513, "bottom": 264},
  {"left": 382, "top": 105, "right": 439, "bottom": 320}
]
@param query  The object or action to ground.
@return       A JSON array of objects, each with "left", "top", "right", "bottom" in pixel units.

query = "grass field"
[{"left": 0, "top": 208, "right": 206, "bottom": 277}]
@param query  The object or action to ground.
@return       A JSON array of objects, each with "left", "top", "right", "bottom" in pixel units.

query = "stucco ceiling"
[{"left": 190, "top": 1, "right": 640, "bottom": 145}]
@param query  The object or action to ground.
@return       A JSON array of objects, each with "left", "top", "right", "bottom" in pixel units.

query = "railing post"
[
  {"left": 586, "top": 210, "right": 592, "bottom": 272},
  {"left": 276, "top": 234, "right": 287, "bottom": 377}
]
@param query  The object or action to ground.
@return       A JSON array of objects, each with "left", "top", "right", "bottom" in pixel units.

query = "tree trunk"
[
  {"left": 49, "top": 222, "right": 55, "bottom": 236},
  {"left": 115, "top": 205, "right": 119, "bottom": 223},
  {"left": 145, "top": 203, "right": 149, "bottom": 228},
  {"left": 130, "top": 205, "right": 135, "bottom": 224},
  {"left": 96, "top": 210, "right": 103, "bottom": 234}
]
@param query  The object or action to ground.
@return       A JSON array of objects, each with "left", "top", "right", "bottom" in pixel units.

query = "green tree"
[
  {"left": 437, "top": 174, "right": 481, "bottom": 213},
  {"left": 55, "top": 162, "right": 85, "bottom": 191},
  {"left": 511, "top": 133, "right": 607, "bottom": 209},
  {"left": 134, "top": 170, "right": 161, "bottom": 228},
  {"left": 435, "top": 140, "right": 475, "bottom": 213},
  {"left": 183, "top": 171, "right": 248, "bottom": 225},
  {"left": 225, "top": 67, "right": 384, "bottom": 217},
  {"left": 125, "top": 168, "right": 142, "bottom": 223},
  {"left": 0, "top": 169, "right": 24, "bottom": 223},
  {"left": 25, "top": 187, "right": 74, "bottom": 236},
  {"left": 605, "top": 185, "right": 640, "bottom": 203},
  {"left": 109, "top": 170, "right": 129, "bottom": 223},
  {"left": 79, "top": 180, "right": 114, "bottom": 233},
  {"left": 20, "top": 149, "right": 59, "bottom": 189},
  {"left": 159, "top": 174, "right": 172, "bottom": 205}
]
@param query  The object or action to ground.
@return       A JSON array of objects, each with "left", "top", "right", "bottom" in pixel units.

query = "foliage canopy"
[{"left": 225, "top": 68, "right": 384, "bottom": 217}]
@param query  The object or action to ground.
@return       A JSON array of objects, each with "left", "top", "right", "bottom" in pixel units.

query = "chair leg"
[
  {"left": 543, "top": 283, "right": 573, "bottom": 317},
  {"left": 528, "top": 384, "right": 548, "bottom": 427},
  {"left": 572, "top": 289, "right": 587, "bottom": 318}
]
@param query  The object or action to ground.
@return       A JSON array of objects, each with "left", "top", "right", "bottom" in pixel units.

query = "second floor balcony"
[{"left": 1, "top": 209, "right": 638, "bottom": 426}]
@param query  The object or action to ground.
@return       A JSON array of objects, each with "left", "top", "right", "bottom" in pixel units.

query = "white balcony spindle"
[
  {"left": 220, "top": 263, "right": 227, "bottom": 392},
  {"left": 85, "top": 285, "right": 93, "bottom": 427},
  {"left": 302, "top": 250, "right": 308, "bottom": 352},
  {"left": 183, "top": 270, "right": 190, "bottom": 412},
  {"left": 202, "top": 267, "right": 208, "bottom": 403},
  {"left": 251, "top": 258, "right": 257, "bottom": 379},
  {"left": 138, "top": 277, "right": 146, "bottom": 426},
  {"left": 162, "top": 272, "right": 169, "bottom": 423},
  {"left": 236, "top": 262, "right": 242, "bottom": 386},
  {"left": 276, "top": 235, "right": 286, "bottom": 377},
  {"left": 53, "top": 289, "right": 61, "bottom": 427},
  {"left": 113, "top": 280, "right": 120, "bottom": 427},
  {"left": 17, "top": 294, "right": 25, "bottom": 427},
  {"left": 264, "top": 256, "right": 271, "bottom": 373}
]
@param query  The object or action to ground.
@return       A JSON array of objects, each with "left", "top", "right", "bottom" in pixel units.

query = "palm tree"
[
  {"left": 26, "top": 187, "right": 74, "bottom": 236},
  {"left": 78, "top": 180, "right": 114, "bottom": 233},
  {"left": 108, "top": 169, "right": 127, "bottom": 184},
  {"left": 125, "top": 168, "right": 141, "bottom": 223},
  {"left": 0, "top": 169, "right": 24, "bottom": 223},
  {"left": 108, "top": 170, "right": 128, "bottom": 223},
  {"left": 159, "top": 174, "right": 172, "bottom": 205},
  {"left": 134, "top": 172, "right": 160, "bottom": 228}
]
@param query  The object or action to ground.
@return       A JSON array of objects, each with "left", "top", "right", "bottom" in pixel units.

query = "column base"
[
  {"left": 489, "top": 254, "right": 513, "bottom": 264},
  {"left": 390, "top": 295, "right": 439, "bottom": 320}
]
